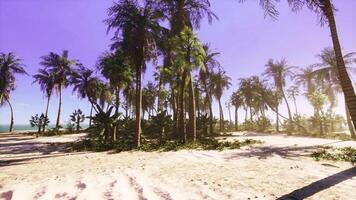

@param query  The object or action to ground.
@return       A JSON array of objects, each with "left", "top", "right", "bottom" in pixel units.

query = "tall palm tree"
[
  {"left": 295, "top": 66, "right": 316, "bottom": 96},
  {"left": 106, "top": 0, "right": 163, "bottom": 147},
  {"left": 97, "top": 50, "right": 134, "bottom": 140},
  {"left": 200, "top": 43, "right": 220, "bottom": 135},
  {"left": 231, "top": 90, "right": 243, "bottom": 131},
  {"left": 33, "top": 69, "right": 55, "bottom": 132},
  {"left": 263, "top": 58, "right": 295, "bottom": 121},
  {"left": 0, "top": 52, "right": 26, "bottom": 132},
  {"left": 245, "top": 0, "right": 356, "bottom": 131},
  {"left": 40, "top": 50, "right": 76, "bottom": 129},
  {"left": 287, "top": 86, "right": 300, "bottom": 116},
  {"left": 211, "top": 67, "right": 231, "bottom": 132},
  {"left": 311, "top": 47, "right": 356, "bottom": 138},
  {"left": 155, "top": 0, "right": 216, "bottom": 134},
  {"left": 173, "top": 27, "right": 205, "bottom": 142}
]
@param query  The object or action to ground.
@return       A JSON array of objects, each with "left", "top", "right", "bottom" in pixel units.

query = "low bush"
[
  {"left": 311, "top": 147, "right": 356, "bottom": 165},
  {"left": 69, "top": 137, "right": 262, "bottom": 153}
]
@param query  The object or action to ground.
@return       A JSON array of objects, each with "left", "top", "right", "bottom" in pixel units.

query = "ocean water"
[{"left": 0, "top": 124, "right": 89, "bottom": 133}]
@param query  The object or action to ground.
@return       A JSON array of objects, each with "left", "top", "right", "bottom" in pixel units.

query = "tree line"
[{"left": 1, "top": 0, "right": 355, "bottom": 147}]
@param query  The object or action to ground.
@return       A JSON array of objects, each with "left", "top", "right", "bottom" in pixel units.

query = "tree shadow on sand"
[
  {"left": 276, "top": 166, "right": 356, "bottom": 200},
  {"left": 0, "top": 134, "right": 87, "bottom": 167}
]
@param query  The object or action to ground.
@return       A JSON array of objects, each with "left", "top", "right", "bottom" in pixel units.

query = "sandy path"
[{"left": 0, "top": 132, "right": 355, "bottom": 200}]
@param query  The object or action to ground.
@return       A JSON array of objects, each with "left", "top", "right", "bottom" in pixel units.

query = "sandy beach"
[{"left": 0, "top": 132, "right": 355, "bottom": 200}]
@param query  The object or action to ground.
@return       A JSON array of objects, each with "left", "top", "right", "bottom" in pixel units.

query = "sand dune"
[{"left": 0, "top": 132, "right": 355, "bottom": 200}]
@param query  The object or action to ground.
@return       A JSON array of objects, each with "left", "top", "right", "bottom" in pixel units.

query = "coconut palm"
[
  {"left": 287, "top": 86, "right": 300, "bottom": 116},
  {"left": 263, "top": 58, "right": 295, "bottom": 121},
  {"left": 295, "top": 66, "right": 316, "bottom": 96},
  {"left": 97, "top": 50, "right": 134, "bottom": 115},
  {"left": 231, "top": 90, "right": 243, "bottom": 131},
  {"left": 97, "top": 50, "right": 134, "bottom": 140},
  {"left": 311, "top": 47, "right": 356, "bottom": 138},
  {"left": 155, "top": 0, "right": 216, "bottom": 132},
  {"left": 173, "top": 27, "right": 205, "bottom": 142},
  {"left": 308, "top": 90, "right": 328, "bottom": 135},
  {"left": 245, "top": 0, "right": 356, "bottom": 131},
  {"left": 199, "top": 43, "right": 220, "bottom": 135},
  {"left": 142, "top": 82, "right": 157, "bottom": 119},
  {"left": 210, "top": 67, "right": 231, "bottom": 132},
  {"left": 40, "top": 50, "right": 76, "bottom": 129},
  {"left": 0, "top": 52, "right": 26, "bottom": 132},
  {"left": 106, "top": 0, "right": 164, "bottom": 147},
  {"left": 33, "top": 68, "right": 55, "bottom": 132}
]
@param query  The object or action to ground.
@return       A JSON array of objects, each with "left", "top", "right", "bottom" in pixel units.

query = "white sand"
[{"left": 0, "top": 132, "right": 355, "bottom": 200}]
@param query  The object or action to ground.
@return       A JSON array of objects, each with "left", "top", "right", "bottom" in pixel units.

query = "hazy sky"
[{"left": 1, "top": 0, "right": 356, "bottom": 126}]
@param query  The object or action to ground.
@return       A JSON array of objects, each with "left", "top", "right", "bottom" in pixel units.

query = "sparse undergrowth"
[
  {"left": 69, "top": 138, "right": 262, "bottom": 153},
  {"left": 311, "top": 147, "right": 356, "bottom": 165},
  {"left": 288, "top": 131, "right": 353, "bottom": 141}
]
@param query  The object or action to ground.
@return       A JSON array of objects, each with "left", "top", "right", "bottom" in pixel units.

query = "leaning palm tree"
[
  {"left": 0, "top": 52, "right": 26, "bottom": 132},
  {"left": 40, "top": 51, "right": 76, "bottom": 129},
  {"left": 211, "top": 67, "right": 231, "bottom": 132},
  {"left": 263, "top": 58, "right": 295, "bottom": 121},
  {"left": 106, "top": 0, "right": 163, "bottom": 147},
  {"left": 243, "top": 0, "right": 356, "bottom": 132},
  {"left": 33, "top": 69, "right": 55, "bottom": 132}
]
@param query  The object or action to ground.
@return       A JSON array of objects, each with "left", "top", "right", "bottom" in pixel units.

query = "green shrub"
[{"left": 311, "top": 147, "right": 356, "bottom": 164}]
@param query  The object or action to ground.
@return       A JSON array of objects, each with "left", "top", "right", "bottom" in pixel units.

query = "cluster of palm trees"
[
  {"left": 229, "top": 48, "right": 356, "bottom": 138},
  {"left": 1, "top": 0, "right": 356, "bottom": 144}
]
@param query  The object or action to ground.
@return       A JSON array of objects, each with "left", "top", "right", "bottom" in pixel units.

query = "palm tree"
[
  {"left": 245, "top": 0, "right": 356, "bottom": 132},
  {"left": 211, "top": 67, "right": 231, "bottom": 132},
  {"left": 295, "top": 66, "right": 316, "bottom": 96},
  {"left": 0, "top": 52, "right": 26, "bottom": 132},
  {"left": 156, "top": 0, "right": 216, "bottom": 135},
  {"left": 142, "top": 82, "right": 157, "bottom": 119},
  {"left": 173, "top": 27, "right": 205, "bottom": 142},
  {"left": 200, "top": 43, "right": 220, "bottom": 135},
  {"left": 263, "top": 58, "right": 295, "bottom": 121},
  {"left": 97, "top": 50, "right": 134, "bottom": 140},
  {"left": 106, "top": 0, "right": 163, "bottom": 147},
  {"left": 287, "top": 86, "right": 300, "bottom": 116},
  {"left": 40, "top": 50, "right": 76, "bottom": 129},
  {"left": 231, "top": 90, "right": 243, "bottom": 131},
  {"left": 33, "top": 69, "right": 55, "bottom": 132},
  {"left": 311, "top": 47, "right": 356, "bottom": 138}
]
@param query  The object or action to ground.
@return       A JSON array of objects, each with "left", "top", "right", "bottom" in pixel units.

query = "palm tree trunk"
[
  {"left": 345, "top": 100, "right": 356, "bottom": 139},
  {"left": 55, "top": 85, "right": 62, "bottom": 129},
  {"left": 324, "top": 0, "right": 356, "bottom": 131},
  {"left": 218, "top": 99, "right": 224, "bottom": 132},
  {"left": 188, "top": 73, "right": 197, "bottom": 142},
  {"left": 293, "top": 97, "right": 298, "bottom": 116},
  {"left": 113, "top": 87, "right": 120, "bottom": 141},
  {"left": 5, "top": 96, "right": 14, "bottom": 132},
  {"left": 89, "top": 103, "right": 93, "bottom": 127},
  {"left": 235, "top": 106, "right": 238, "bottom": 131},
  {"left": 0, "top": 93, "right": 3, "bottom": 105},
  {"left": 276, "top": 106, "right": 279, "bottom": 132},
  {"left": 43, "top": 95, "right": 51, "bottom": 132},
  {"left": 203, "top": 79, "right": 213, "bottom": 135},
  {"left": 281, "top": 89, "right": 293, "bottom": 121},
  {"left": 228, "top": 104, "right": 232, "bottom": 130},
  {"left": 135, "top": 64, "right": 143, "bottom": 147},
  {"left": 179, "top": 69, "right": 187, "bottom": 142},
  {"left": 157, "top": 75, "right": 163, "bottom": 112}
]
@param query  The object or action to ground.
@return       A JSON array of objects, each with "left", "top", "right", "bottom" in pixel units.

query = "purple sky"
[{"left": 1, "top": 0, "right": 356, "bottom": 126}]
